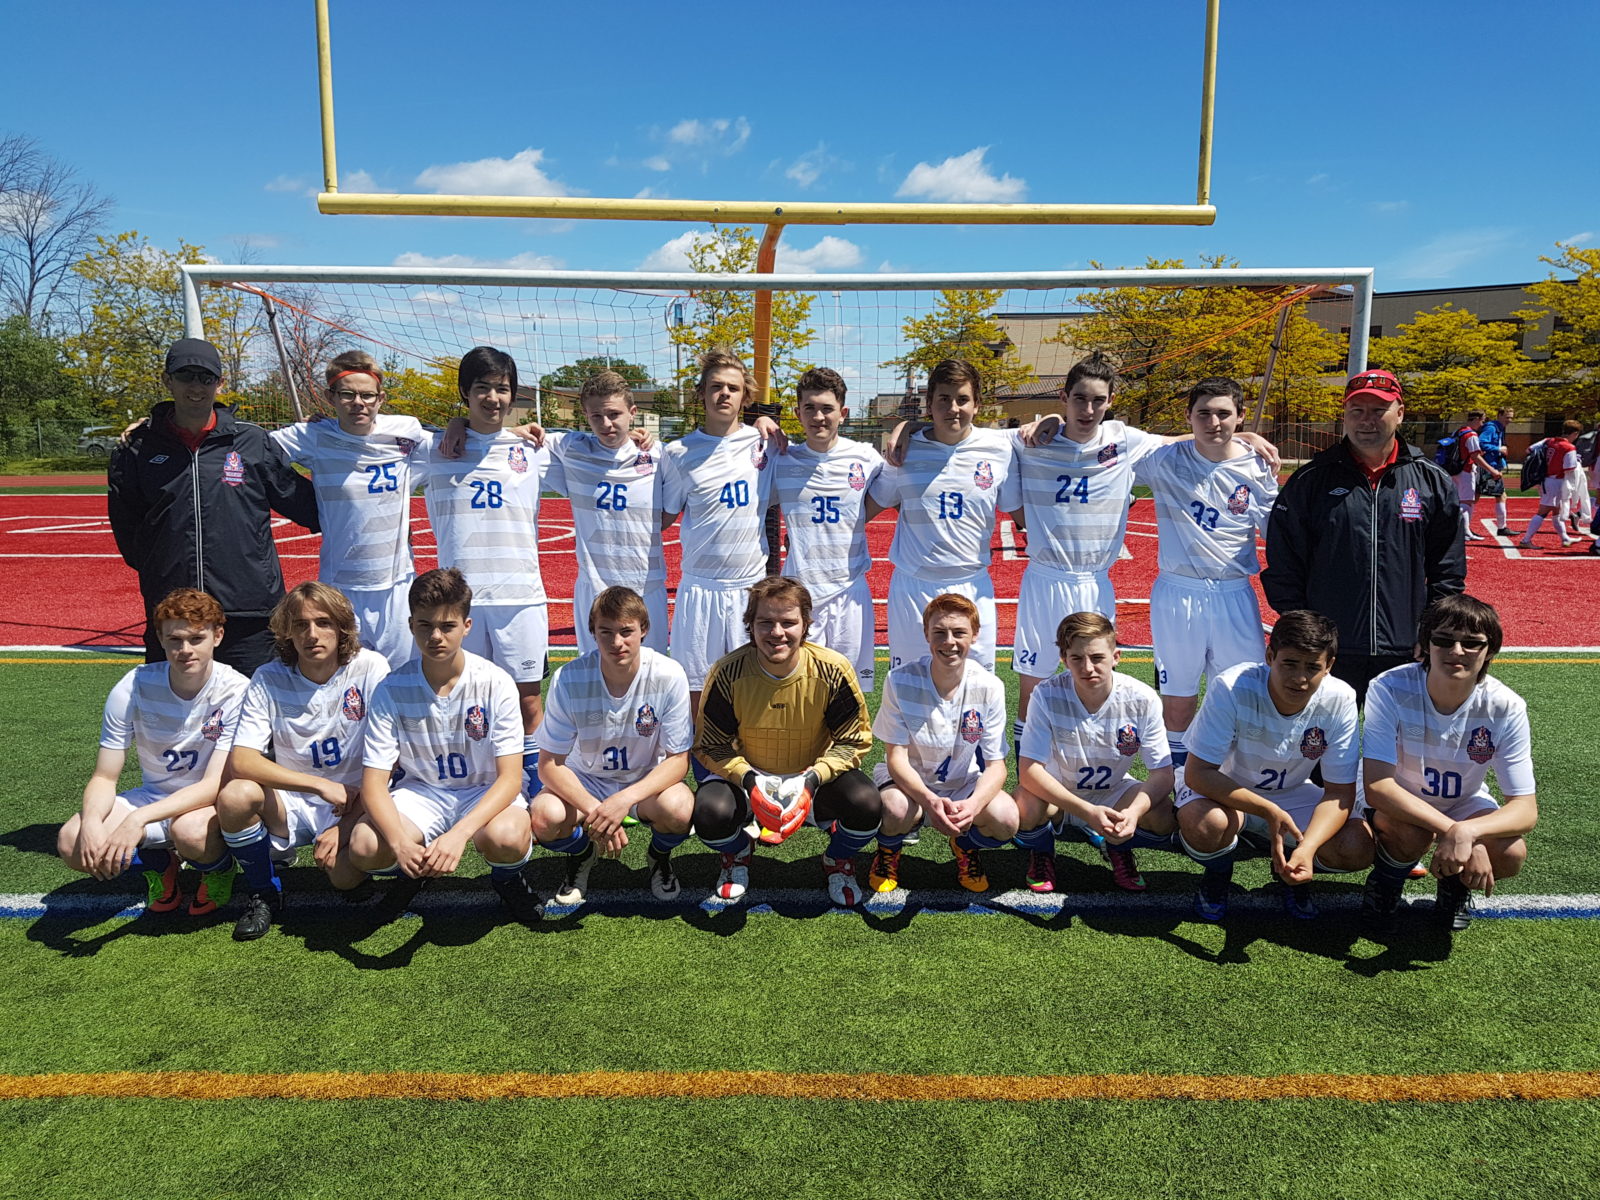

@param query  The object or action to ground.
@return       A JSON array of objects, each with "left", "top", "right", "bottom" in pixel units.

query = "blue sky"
[{"left": 6, "top": 0, "right": 1596, "bottom": 289}]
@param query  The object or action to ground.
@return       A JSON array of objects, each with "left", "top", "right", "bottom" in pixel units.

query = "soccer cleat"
[
  {"left": 1275, "top": 873, "right": 1318, "bottom": 920},
  {"left": 646, "top": 845, "right": 680, "bottom": 901},
  {"left": 1434, "top": 874, "right": 1474, "bottom": 932},
  {"left": 1496, "top": 527, "right": 1512, "bottom": 537},
  {"left": 949, "top": 836, "right": 989, "bottom": 893},
  {"left": 142, "top": 858, "right": 182, "bottom": 914},
  {"left": 868, "top": 845, "right": 902, "bottom": 893},
  {"left": 269, "top": 845, "right": 299, "bottom": 868},
  {"left": 1515, "top": 538, "right": 1533, "bottom": 549},
  {"left": 1408, "top": 862, "right": 1429, "bottom": 879},
  {"left": 1024, "top": 850, "right": 1057, "bottom": 894},
  {"left": 1084, "top": 828, "right": 1108, "bottom": 854},
  {"left": 1193, "top": 874, "right": 1230, "bottom": 922},
  {"left": 823, "top": 854, "right": 862, "bottom": 907},
  {"left": 1107, "top": 846, "right": 1147, "bottom": 893},
  {"left": 553, "top": 841, "right": 597, "bottom": 905},
  {"left": 1360, "top": 873, "right": 1403, "bottom": 930},
  {"left": 232, "top": 890, "right": 282, "bottom": 941},
  {"left": 188, "top": 863, "right": 239, "bottom": 916},
  {"left": 490, "top": 866, "right": 545, "bottom": 924},
  {"left": 714, "top": 844, "right": 753, "bottom": 901}
]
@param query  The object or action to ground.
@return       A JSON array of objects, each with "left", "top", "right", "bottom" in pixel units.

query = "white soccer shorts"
[
  {"left": 573, "top": 577, "right": 669, "bottom": 656},
  {"left": 886, "top": 569, "right": 996, "bottom": 673},
  {"left": 808, "top": 576, "right": 876, "bottom": 690},
  {"left": 1149, "top": 574, "right": 1264, "bottom": 697},
  {"left": 1540, "top": 476, "right": 1568, "bottom": 508},
  {"left": 464, "top": 601, "right": 548, "bottom": 683},
  {"left": 671, "top": 578, "right": 752, "bottom": 691},
  {"left": 1012, "top": 564, "right": 1114, "bottom": 679},
  {"left": 872, "top": 760, "right": 979, "bottom": 806},
  {"left": 1050, "top": 774, "right": 1143, "bottom": 835},
  {"left": 1454, "top": 469, "right": 1476, "bottom": 505},
  {"left": 111, "top": 787, "right": 175, "bottom": 849},
  {"left": 348, "top": 581, "right": 415, "bottom": 670},
  {"left": 267, "top": 787, "right": 343, "bottom": 854},
  {"left": 392, "top": 783, "right": 530, "bottom": 844}
]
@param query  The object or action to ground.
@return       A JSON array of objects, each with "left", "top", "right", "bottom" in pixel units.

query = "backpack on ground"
[
  {"left": 1434, "top": 435, "right": 1465, "bottom": 475},
  {"left": 1521, "top": 442, "right": 1549, "bottom": 492}
]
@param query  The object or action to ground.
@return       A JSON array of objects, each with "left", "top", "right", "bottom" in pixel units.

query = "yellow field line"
[{"left": 2, "top": 1069, "right": 1596, "bottom": 1103}]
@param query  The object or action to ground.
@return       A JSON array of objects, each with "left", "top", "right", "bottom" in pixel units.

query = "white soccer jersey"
[
  {"left": 775, "top": 437, "right": 883, "bottom": 602},
  {"left": 99, "top": 662, "right": 250, "bottom": 798},
  {"left": 872, "top": 658, "right": 1007, "bottom": 795},
  {"left": 545, "top": 431, "right": 667, "bottom": 594},
  {"left": 535, "top": 647, "right": 693, "bottom": 783},
  {"left": 1363, "top": 663, "right": 1536, "bottom": 806},
  {"left": 270, "top": 415, "right": 425, "bottom": 589},
  {"left": 997, "top": 421, "right": 1161, "bottom": 574},
  {"left": 1019, "top": 672, "right": 1171, "bottom": 801},
  {"left": 661, "top": 425, "right": 776, "bottom": 586},
  {"left": 1187, "top": 662, "right": 1359, "bottom": 793},
  {"left": 870, "top": 427, "right": 1014, "bottom": 581},
  {"left": 234, "top": 649, "right": 392, "bottom": 787},
  {"left": 363, "top": 651, "right": 524, "bottom": 789},
  {"left": 417, "top": 429, "right": 550, "bottom": 605},
  {"left": 1135, "top": 442, "right": 1277, "bottom": 579}
]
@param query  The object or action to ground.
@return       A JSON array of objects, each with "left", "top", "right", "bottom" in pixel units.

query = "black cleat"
[
  {"left": 1434, "top": 874, "right": 1474, "bottom": 931},
  {"left": 1360, "top": 872, "right": 1403, "bottom": 931},
  {"left": 646, "top": 845, "right": 681, "bottom": 900},
  {"left": 491, "top": 866, "right": 545, "bottom": 924},
  {"left": 232, "top": 890, "right": 283, "bottom": 941}
]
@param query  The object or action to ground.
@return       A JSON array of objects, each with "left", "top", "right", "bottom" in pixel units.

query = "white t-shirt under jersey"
[
  {"left": 99, "top": 662, "right": 250, "bottom": 798},
  {"left": 1187, "top": 661, "right": 1360, "bottom": 792},
  {"left": 870, "top": 427, "right": 1013, "bottom": 582},
  {"left": 775, "top": 436, "right": 884, "bottom": 602},
  {"left": 234, "top": 649, "right": 392, "bottom": 787},
  {"left": 363, "top": 651, "right": 524, "bottom": 790},
  {"left": 661, "top": 425, "right": 776, "bottom": 587},
  {"left": 416, "top": 429, "right": 551, "bottom": 606},
  {"left": 544, "top": 431, "right": 666, "bottom": 595},
  {"left": 1135, "top": 441, "right": 1277, "bottom": 580},
  {"left": 1019, "top": 672, "right": 1172, "bottom": 802},
  {"left": 1362, "top": 663, "right": 1536, "bottom": 807},
  {"left": 535, "top": 646, "right": 693, "bottom": 784},
  {"left": 270, "top": 414, "right": 426, "bottom": 590},
  {"left": 872, "top": 657, "right": 1007, "bottom": 796}
]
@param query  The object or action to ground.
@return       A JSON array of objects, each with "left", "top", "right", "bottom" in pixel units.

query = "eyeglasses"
[
  {"left": 333, "top": 389, "right": 382, "bottom": 403},
  {"left": 1429, "top": 633, "right": 1490, "bottom": 652},
  {"left": 1345, "top": 372, "right": 1401, "bottom": 397},
  {"left": 171, "top": 368, "right": 219, "bottom": 385}
]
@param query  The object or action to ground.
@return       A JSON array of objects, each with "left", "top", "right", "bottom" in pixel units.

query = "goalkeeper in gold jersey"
[{"left": 693, "top": 577, "right": 878, "bottom": 906}]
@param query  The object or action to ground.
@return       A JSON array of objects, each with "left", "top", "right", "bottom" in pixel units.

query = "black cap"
[{"left": 165, "top": 338, "right": 223, "bottom": 378}]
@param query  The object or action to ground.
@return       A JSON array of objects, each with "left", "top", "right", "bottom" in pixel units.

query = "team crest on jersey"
[
  {"left": 1115, "top": 723, "right": 1141, "bottom": 756},
  {"left": 847, "top": 461, "right": 867, "bottom": 491},
  {"left": 973, "top": 461, "right": 994, "bottom": 490},
  {"left": 340, "top": 686, "right": 365, "bottom": 722},
  {"left": 1465, "top": 725, "right": 1496, "bottom": 763},
  {"left": 1098, "top": 442, "right": 1119, "bottom": 465},
  {"left": 634, "top": 450, "right": 654, "bottom": 475},
  {"left": 221, "top": 451, "right": 245, "bottom": 488},
  {"left": 635, "top": 703, "right": 659, "bottom": 735},
  {"left": 1300, "top": 726, "right": 1328, "bottom": 759},
  {"left": 1399, "top": 487, "right": 1423, "bottom": 522},
  {"left": 959, "top": 708, "right": 984, "bottom": 744},
  {"left": 508, "top": 444, "right": 528, "bottom": 474},
  {"left": 1226, "top": 483, "right": 1252, "bottom": 515},
  {"left": 751, "top": 441, "right": 769, "bottom": 470},
  {"left": 465, "top": 704, "right": 488, "bottom": 741},
  {"left": 396, "top": 437, "right": 416, "bottom": 456},
  {"left": 201, "top": 707, "right": 225, "bottom": 742}
]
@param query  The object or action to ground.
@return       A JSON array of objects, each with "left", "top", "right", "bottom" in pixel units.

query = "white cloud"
[
  {"left": 643, "top": 155, "right": 672, "bottom": 172},
  {"left": 775, "top": 236, "right": 864, "bottom": 274},
  {"left": 784, "top": 144, "right": 838, "bottom": 190},
  {"left": 341, "top": 169, "right": 379, "bottom": 193},
  {"left": 895, "top": 147, "right": 1026, "bottom": 203},
  {"left": 634, "top": 187, "right": 666, "bottom": 200},
  {"left": 415, "top": 148, "right": 569, "bottom": 196},
  {"left": 1306, "top": 172, "right": 1330, "bottom": 186},
  {"left": 638, "top": 232, "right": 699, "bottom": 272},
  {"left": 1386, "top": 229, "right": 1517, "bottom": 281},
  {"left": 664, "top": 117, "right": 751, "bottom": 155},
  {"left": 391, "top": 250, "right": 564, "bottom": 270},
  {"left": 1563, "top": 231, "right": 1595, "bottom": 245},
  {"left": 1370, "top": 200, "right": 1410, "bottom": 214},
  {"left": 264, "top": 174, "right": 309, "bottom": 193}
]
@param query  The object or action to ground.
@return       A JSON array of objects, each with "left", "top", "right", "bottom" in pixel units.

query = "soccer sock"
[
  {"left": 1459, "top": 509, "right": 1474, "bottom": 536},
  {"left": 648, "top": 829, "right": 688, "bottom": 856},
  {"left": 1371, "top": 840, "right": 1419, "bottom": 885},
  {"left": 131, "top": 847, "right": 171, "bottom": 875},
  {"left": 1525, "top": 514, "right": 1545, "bottom": 540},
  {"left": 1167, "top": 732, "right": 1188, "bottom": 767},
  {"left": 702, "top": 828, "right": 752, "bottom": 857},
  {"left": 1127, "top": 827, "right": 1179, "bottom": 852},
  {"left": 485, "top": 845, "right": 533, "bottom": 880},
  {"left": 186, "top": 851, "right": 233, "bottom": 875},
  {"left": 1011, "top": 719, "right": 1026, "bottom": 756},
  {"left": 876, "top": 830, "right": 908, "bottom": 851},
  {"left": 221, "top": 821, "right": 280, "bottom": 896},
  {"left": 1179, "top": 831, "right": 1237, "bottom": 877},
  {"left": 956, "top": 829, "right": 1006, "bottom": 852},
  {"left": 1495, "top": 496, "right": 1508, "bottom": 527},
  {"left": 522, "top": 739, "right": 543, "bottom": 799},
  {"left": 1013, "top": 823, "right": 1055, "bottom": 852},
  {"left": 826, "top": 823, "right": 879, "bottom": 860},
  {"left": 541, "top": 827, "right": 591, "bottom": 856}
]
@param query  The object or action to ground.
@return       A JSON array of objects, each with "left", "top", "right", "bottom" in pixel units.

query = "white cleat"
[
  {"left": 823, "top": 854, "right": 862, "bottom": 907},
  {"left": 714, "top": 845, "right": 753, "bottom": 901}
]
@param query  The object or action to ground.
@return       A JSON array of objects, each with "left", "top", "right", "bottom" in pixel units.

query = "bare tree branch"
[{"left": 0, "top": 134, "right": 113, "bottom": 329}]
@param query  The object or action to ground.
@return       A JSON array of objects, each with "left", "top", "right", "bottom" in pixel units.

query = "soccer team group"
[{"left": 59, "top": 340, "right": 1538, "bottom": 943}]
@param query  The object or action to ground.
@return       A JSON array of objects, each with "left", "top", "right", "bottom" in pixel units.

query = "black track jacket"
[
  {"left": 108, "top": 403, "right": 320, "bottom": 619},
  {"left": 1262, "top": 438, "right": 1465, "bottom": 659}
]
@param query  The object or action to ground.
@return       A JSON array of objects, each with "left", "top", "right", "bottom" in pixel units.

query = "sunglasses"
[
  {"left": 1345, "top": 372, "right": 1401, "bottom": 397},
  {"left": 171, "top": 368, "right": 220, "bottom": 384},
  {"left": 1429, "top": 633, "right": 1490, "bottom": 652}
]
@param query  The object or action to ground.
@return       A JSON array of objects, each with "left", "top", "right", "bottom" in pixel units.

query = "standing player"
[
  {"left": 413, "top": 346, "right": 553, "bottom": 794},
  {"left": 693, "top": 578, "right": 877, "bottom": 905},
  {"left": 56, "top": 588, "right": 248, "bottom": 916},
  {"left": 773, "top": 366, "right": 885, "bottom": 691},
  {"left": 530, "top": 587, "right": 696, "bottom": 903},
  {"left": 870, "top": 359, "right": 1013, "bottom": 673},
  {"left": 1444, "top": 411, "right": 1499, "bottom": 542},
  {"left": 1012, "top": 613, "right": 1174, "bottom": 895},
  {"left": 660, "top": 351, "right": 783, "bottom": 722},
  {"left": 1135, "top": 378, "right": 1278, "bottom": 766},
  {"left": 1517, "top": 423, "right": 1582, "bottom": 549},
  {"left": 1477, "top": 406, "right": 1512, "bottom": 537},
  {"left": 1176, "top": 610, "right": 1370, "bottom": 921},
  {"left": 348, "top": 568, "right": 542, "bottom": 922},
  {"left": 270, "top": 350, "right": 425, "bottom": 667},
  {"left": 215, "top": 582, "right": 392, "bottom": 940},
  {"left": 1359, "top": 595, "right": 1536, "bottom": 932},
  {"left": 871, "top": 594, "right": 1013, "bottom": 894}
]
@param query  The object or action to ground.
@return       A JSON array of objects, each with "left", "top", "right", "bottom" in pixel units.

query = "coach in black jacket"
[
  {"left": 1262, "top": 368, "right": 1465, "bottom": 704},
  {"left": 108, "top": 339, "right": 320, "bottom": 674}
]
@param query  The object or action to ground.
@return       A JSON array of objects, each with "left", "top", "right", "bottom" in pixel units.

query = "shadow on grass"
[{"left": 0, "top": 822, "right": 64, "bottom": 857}]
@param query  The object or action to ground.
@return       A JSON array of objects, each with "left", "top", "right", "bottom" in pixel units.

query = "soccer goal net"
[{"left": 181, "top": 264, "right": 1372, "bottom": 459}]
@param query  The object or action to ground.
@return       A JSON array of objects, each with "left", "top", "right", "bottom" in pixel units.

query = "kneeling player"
[
  {"left": 1177, "top": 610, "right": 1369, "bottom": 922},
  {"left": 1359, "top": 595, "right": 1536, "bottom": 932},
  {"left": 872, "top": 594, "right": 1014, "bottom": 893},
  {"left": 348, "top": 568, "right": 542, "bottom": 922},
  {"left": 1014, "top": 613, "right": 1174, "bottom": 895},
  {"left": 693, "top": 577, "right": 878, "bottom": 905},
  {"left": 57, "top": 588, "right": 248, "bottom": 916},
  {"left": 216, "top": 582, "right": 391, "bottom": 940},
  {"left": 530, "top": 587, "right": 695, "bottom": 903}
]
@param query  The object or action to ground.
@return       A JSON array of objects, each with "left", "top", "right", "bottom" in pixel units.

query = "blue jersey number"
[
  {"left": 596, "top": 482, "right": 628, "bottom": 511},
  {"left": 1054, "top": 474, "right": 1090, "bottom": 504},
  {"left": 720, "top": 480, "right": 750, "bottom": 509},
  {"left": 162, "top": 749, "right": 199, "bottom": 773},
  {"left": 470, "top": 479, "right": 504, "bottom": 509},
  {"left": 1257, "top": 767, "right": 1286, "bottom": 791},
  {"left": 434, "top": 752, "right": 468, "bottom": 780},
  {"left": 602, "top": 746, "right": 630, "bottom": 772},
  {"left": 810, "top": 495, "right": 841, "bottom": 524},
  {"left": 934, "top": 755, "right": 952, "bottom": 783},
  {"left": 1189, "top": 501, "right": 1219, "bottom": 530},
  {"left": 1077, "top": 765, "right": 1114, "bottom": 791},
  {"left": 1422, "top": 768, "right": 1463, "bottom": 800},
  {"left": 309, "top": 738, "right": 343, "bottom": 769},
  {"left": 1015, "top": 649, "right": 1038, "bottom": 669},
  {"left": 936, "top": 491, "right": 965, "bottom": 520},
  {"left": 364, "top": 463, "right": 399, "bottom": 494}
]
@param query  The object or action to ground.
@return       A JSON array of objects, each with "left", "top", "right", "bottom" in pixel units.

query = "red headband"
[{"left": 329, "top": 368, "right": 383, "bottom": 388}]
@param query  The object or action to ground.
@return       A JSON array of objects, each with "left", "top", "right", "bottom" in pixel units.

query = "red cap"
[{"left": 1344, "top": 369, "right": 1403, "bottom": 404}]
